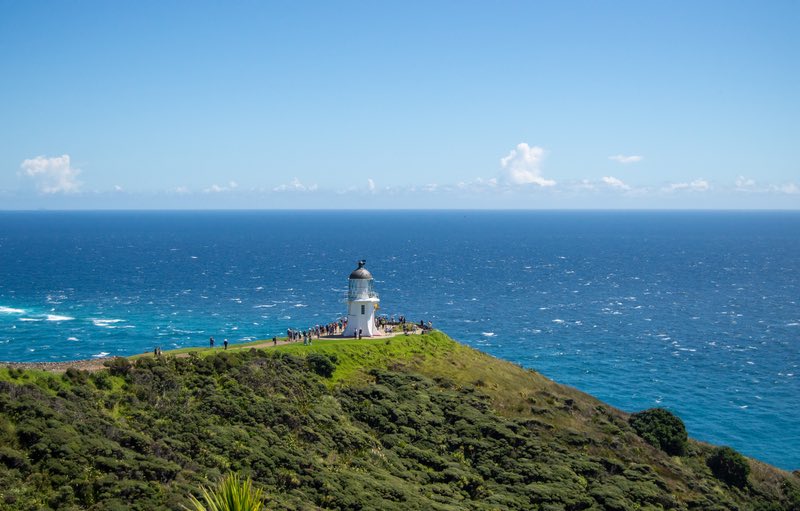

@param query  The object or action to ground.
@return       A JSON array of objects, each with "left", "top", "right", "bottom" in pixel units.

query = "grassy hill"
[{"left": 0, "top": 331, "right": 797, "bottom": 510}]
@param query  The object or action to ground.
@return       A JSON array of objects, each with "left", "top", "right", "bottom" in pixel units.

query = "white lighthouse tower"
[{"left": 343, "top": 260, "right": 380, "bottom": 337}]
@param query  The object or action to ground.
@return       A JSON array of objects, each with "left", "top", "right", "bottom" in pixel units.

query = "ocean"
[{"left": 0, "top": 210, "right": 798, "bottom": 469}]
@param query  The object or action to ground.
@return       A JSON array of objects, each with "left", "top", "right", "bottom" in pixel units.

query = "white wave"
[
  {"left": 92, "top": 318, "right": 125, "bottom": 328},
  {"left": 552, "top": 319, "right": 565, "bottom": 324},
  {"left": 254, "top": 304, "right": 276, "bottom": 308},
  {"left": 481, "top": 332, "right": 496, "bottom": 337},
  {"left": 787, "top": 322, "right": 799, "bottom": 327},
  {"left": 67, "top": 337, "right": 79, "bottom": 341},
  {"left": 19, "top": 318, "right": 43, "bottom": 322},
  {"left": 92, "top": 352, "right": 110, "bottom": 358},
  {"left": 294, "top": 303, "right": 308, "bottom": 308},
  {"left": 0, "top": 306, "right": 25, "bottom": 314},
  {"left": 279, "top": 315, "right": 291, "bottom": 320},
  {"left": 46, "top": 314, "right": 74, "bottom": 321}
]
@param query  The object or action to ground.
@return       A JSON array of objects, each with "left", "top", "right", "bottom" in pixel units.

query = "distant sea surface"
[{"left": 0, "top": 210, "right": 798, "bottom": 469}]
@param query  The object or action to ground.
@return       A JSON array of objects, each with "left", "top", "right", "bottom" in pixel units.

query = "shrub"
[
  {"left": 307, "top": 353, "right": 338, "bottom": 378},
  {"left": 708, "top": 446, "right": 750, "bottom": 488},
  {"left": 104, "top": 357, "right": 132, "bottom": 377},
  {"left": 629, "top": 408, "right": 687, "bottom": 456}
]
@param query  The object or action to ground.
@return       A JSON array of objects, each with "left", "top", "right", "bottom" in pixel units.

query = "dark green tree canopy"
[
  {"left": 708, "top": 446, "right": 750, "bottom": 488},
  {"left": 629, "top": 407, "right": 688, "bottom": 456}
]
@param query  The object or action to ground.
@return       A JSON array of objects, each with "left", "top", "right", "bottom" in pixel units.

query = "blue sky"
[{"left": 1, "top": 1, "right": 798, "bottom": 209}]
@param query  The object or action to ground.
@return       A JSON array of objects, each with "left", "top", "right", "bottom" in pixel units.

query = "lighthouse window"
[{"left": 361, "top": 305, "right": 366, "bottom": 315}]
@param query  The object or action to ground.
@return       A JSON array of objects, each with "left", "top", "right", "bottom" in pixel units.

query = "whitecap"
[
  {"left": 254, "top": 304, "right": 275, "bottom": 309},
  {"left": 46, "top": 315, "right": 74, "bottom": 322},
  {"left": 294, "top": 303, "right": 308, "bottom": 308},
  {"left": 19, "top": 318, "right": 43, "bottom": 322},
  {"left": 92, "top": 352, "right": 110, "bottom": 358},
  {"left": 92, "top": 318, "right": 125, "bottom": 328},
  {"left": 552, "top": 319, "right": 565, "bottom": 324},
  {"left": 787, "top": 322, "right": 799, "bottom": 327},
  {"left": 481, "top": 332, "right": 496, "bottom": 337},
  {"left": 0, "top": 306, "right": 25, "bottom": 314},
  {"left": 67, "top": 337, "right": 79, "bottom": 342}
]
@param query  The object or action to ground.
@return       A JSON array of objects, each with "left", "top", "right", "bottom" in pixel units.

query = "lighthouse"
[{"left": 343, "top": 260, "right": 380, "bottom": 337}]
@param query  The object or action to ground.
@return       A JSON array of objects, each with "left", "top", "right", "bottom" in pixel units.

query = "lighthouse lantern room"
[{"left": 343, "top": 260, "right": 380, "bottom": 337}]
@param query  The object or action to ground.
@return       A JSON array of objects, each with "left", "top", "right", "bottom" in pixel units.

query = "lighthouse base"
[{"left": 343, "top": 299, "right": 379, "bottom": 337}]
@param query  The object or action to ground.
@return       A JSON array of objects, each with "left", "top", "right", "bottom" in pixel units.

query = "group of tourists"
[
  {"left": 288, "top": 319, "right": 347, "bottom": 345},
  {"left": 191, "top": 314, "right": 434, "bottom": 354},
  {"left": 378, "top": 315, "right": 433, "bottom": 335}
]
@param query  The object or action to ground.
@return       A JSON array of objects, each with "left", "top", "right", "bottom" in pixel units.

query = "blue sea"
[{"left": 0, "top": 210, "right": 798, "bottom": 469}]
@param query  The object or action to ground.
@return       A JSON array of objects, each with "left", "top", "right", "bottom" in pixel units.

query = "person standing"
[
  {"left": 223, "top": 339, "right": 228, "bottom": 350},
  {"left": 210, "top": 337, "right": 215, "bottom": 348}
]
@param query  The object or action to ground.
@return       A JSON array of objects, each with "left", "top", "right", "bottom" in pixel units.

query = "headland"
[{"left": 0, "top": 330, "right": 797, "bottom": 510}]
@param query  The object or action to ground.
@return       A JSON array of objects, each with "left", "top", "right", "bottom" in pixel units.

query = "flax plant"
[{"left": 184, "top": 472, "right": 265, "bottom": 511}]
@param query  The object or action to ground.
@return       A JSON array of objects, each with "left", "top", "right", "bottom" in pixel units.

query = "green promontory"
[{"left": 0, "top": 332, "right": 797, "bottom": 510}]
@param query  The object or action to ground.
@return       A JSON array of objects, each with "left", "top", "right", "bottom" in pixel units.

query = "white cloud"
[
  {"left": 500, "top": 143, "right": 556, "bottom": 186},
  {"left": 601, "top": 176, "right": 631, "bottom": 190},
  {"left": 664, "top": 179, "right": 710, "bottom": 192},
  {"left": 367, "top": 178, "right": 376, "bottom": 192},
  {"left": 776, "top": 183, "right": 799, "bottom": 195},
  {"left": 20, "top": 154, "right": 81, "bottom": 194},
  {"left": 273, "top": 178, "right": 318, "bottom": 192},
  {"left": 735, "top": 176, "right": 756, "bottom": 190},
  {"left": 205, "top": 181, "right": 238, "bottom": 193},
  {"left": 114, "top": 185, "right": 124, "bottom": 192},
  {"left": 609, "top": 154, "right": 643, "bottom": 164}
]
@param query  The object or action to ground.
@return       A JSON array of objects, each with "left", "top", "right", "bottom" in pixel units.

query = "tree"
[
  {"left": 707, "top": 446, "right": 750, "bottom": 488},
  {"left": 629, "top": 408, "right": 687, "bottom": 456}
]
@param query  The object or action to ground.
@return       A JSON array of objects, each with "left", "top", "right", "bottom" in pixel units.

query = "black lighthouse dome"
[{"left": 349, "top": 260, "right": 373, "bottom": 280}]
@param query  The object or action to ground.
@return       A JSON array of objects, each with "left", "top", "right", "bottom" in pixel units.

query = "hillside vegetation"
[{"left": 0, "top": 331, "right": 798, "bottom": 510}]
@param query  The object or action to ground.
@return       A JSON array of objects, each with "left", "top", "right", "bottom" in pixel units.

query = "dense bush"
[
  {"left": 104, "top": 356, "right": 132, "bottom": 377},
  {"left": 306, "top": 352, "right": 337, "bottom": 378},
  {"left": 0, "top": 338, "right": 794, "bottom": 510},
  {"left": 629, "top": 408, "right": 687, "bottom": 456},
  {"left": 708, "top": 446, "right": 750, "bottom": 488}
]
